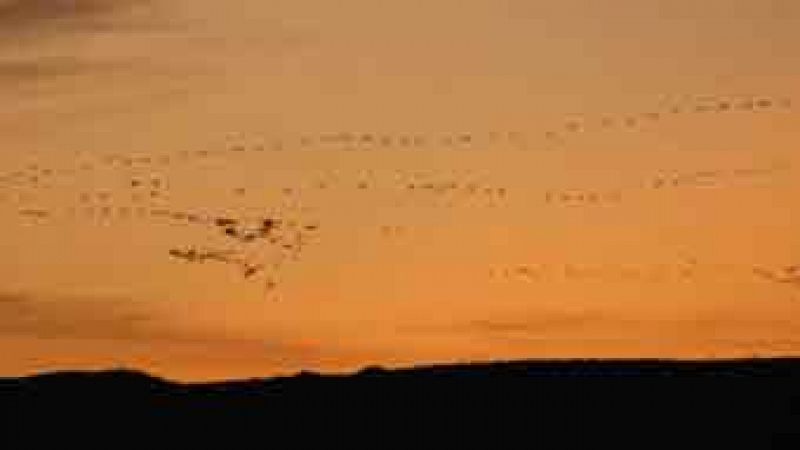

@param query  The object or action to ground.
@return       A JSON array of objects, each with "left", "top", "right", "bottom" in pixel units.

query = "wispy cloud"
[
  {"left": 0, "top": 291, "right": 218, "bottom": 343},
  {"left": 0, "top": 0, "right": 153, "bottom": 34},
  {"left": 0, "top": 0, "right": 171, "bottom": 93},
  {"left": 399, "top": 307, "right": 800, "bottom": 343},
  {"left": 400, "top": 310, "right": 613, "bottom": 337},
  {"left": 0, "top": 57, "right": 131, "bottom": 86},
  {"left": 463, "top": 312, "right": 609, "bottom": 335},
  {"left": 0, "top": 291, "right": 371, "bottom": 380}
]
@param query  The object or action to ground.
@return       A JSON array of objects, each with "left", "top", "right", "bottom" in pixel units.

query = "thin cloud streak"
[{"left": 0, "top": 291, "right": 248, "bottom": 344}]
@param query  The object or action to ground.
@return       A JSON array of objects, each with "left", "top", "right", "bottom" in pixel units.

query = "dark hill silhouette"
[{"left": 3, "top": 359, "right": 800, "bottom": 446}]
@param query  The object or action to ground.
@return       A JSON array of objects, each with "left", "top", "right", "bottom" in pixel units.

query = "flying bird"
[
  {"left": 168, "top": 247, "right": 237, "bottom": 264},
  {"left": 752, "top": 266, "right": 800, "bottom": 287},
  {"left": 242, "top": 263, "right": 263, "bottom": 279}
]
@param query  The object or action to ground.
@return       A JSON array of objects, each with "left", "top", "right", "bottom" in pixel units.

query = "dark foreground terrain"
[{"left": 3, "top": 359, "right": 800, "bottom": 446}]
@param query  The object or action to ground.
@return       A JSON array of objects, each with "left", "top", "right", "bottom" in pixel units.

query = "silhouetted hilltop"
[{"left": 4, "top": 359, "right": 800, "bottom": 446}]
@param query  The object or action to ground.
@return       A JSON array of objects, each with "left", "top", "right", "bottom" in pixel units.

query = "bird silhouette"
[
  {"left": 242, "top": 263, "right": 263, "bottom": 279},
  {"left": 18, "top": 208, "right": 49, "bottom": 218},
  {"left": 753, "top": 266, "right": 800, "bottom": 287},
  {"left": 214, "top": 217, "right": 238, "bottom": 227},
  {"left": 168, "top": 247, "right": 237, "bottom": 264}
]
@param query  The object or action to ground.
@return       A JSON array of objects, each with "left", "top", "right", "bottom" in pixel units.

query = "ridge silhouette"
[{"left": 4, "top": 358, "right": 800, "bottom": 445}]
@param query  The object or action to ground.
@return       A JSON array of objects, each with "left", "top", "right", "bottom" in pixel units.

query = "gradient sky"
[{"left": 1, "top": 0, "right": 799, "bottom": 381}]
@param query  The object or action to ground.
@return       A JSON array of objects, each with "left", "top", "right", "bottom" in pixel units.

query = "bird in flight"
[
  {"left": 752, "top": 265, "right": 800, "bottom": 287},
  {"left": 168, "top": 247, "right": 238, "bottom": 264}
]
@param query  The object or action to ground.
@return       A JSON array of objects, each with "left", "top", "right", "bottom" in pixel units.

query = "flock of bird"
[
  {"left": 541, "top": 94, "right": 792, "bottom": 148},
  {"left": 543, "top": 189, "right": 623, "bottom": 206},
  {"left": 645, "top": 160, "right": 793, "bottom": 191},
  {"left": 139, "top": 206, "right": 320, "bottom": 298},
  {"left": 490, "top": 258, "right": 730, "bottom": 284},
  {"left": 0, "top": 91, "right": 786, "bottom": 188},
  {"left": 3, "top": 156, "right": 320, "bottom": 299},
  {"left": 494, "top": 260, "right": 800, "bottom": 292},
  {"left": 0, "top": 92, "right": 796, "bottom": 298},
  {"left": 212, "top": 94, "right": 794, "bottom": 153},
  {"left": 0, "top": 92, "right": 791, "bottom": 195}
]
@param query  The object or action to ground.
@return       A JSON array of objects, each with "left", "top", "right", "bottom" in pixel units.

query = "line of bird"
[
  {"left": 0, "top": 93, "right": 792, "bottom": 221},
  {"left": 220, "top": 93, "right": 792, "bottom": 152},
  {"left": 10, "top": 155, "right": 793, "bottom": 226},
  {"left": 491, "top": 259, "right": 740, "bottom": 283},
  {"left": 15, "top": 204, "right": 320, "bottom": 250},
  {"left": 0, "top": 93, "right": 791, "bottom": 194},
  {"left": 646, "top": 160, "right": 793, "bottom": 190},
  {"left": 492, "top": 260, "right": 800, "bottom": 291},
  {"left": 0, "top": 167, "right": 517, "bottom": 217}
]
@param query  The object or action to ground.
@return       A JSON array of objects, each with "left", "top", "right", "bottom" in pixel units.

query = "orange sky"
[{"left": 1, "top": 0, "right": 799, "bottom": 381}]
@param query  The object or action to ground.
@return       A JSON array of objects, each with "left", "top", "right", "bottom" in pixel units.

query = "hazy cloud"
[
  {"left": 440, "top": 310, "right": 615, "bottom": 337},
  {"left": 0, "top": 57, "right": 130, "bottom": 85},
  {"left": 0, "top": 291, "right": 217, "bottom": 343},
  {"left": 464, "top": 312, "right": 608, "bottom": 335},
  {"left": 0, "top": 0, "right": 174, "bottom": 92},
  {"left": 402, "top": 309, "right": 800, "bottom": 341},
  {"left": 0, "top": 0, "right": 153, "bottom": 33}
]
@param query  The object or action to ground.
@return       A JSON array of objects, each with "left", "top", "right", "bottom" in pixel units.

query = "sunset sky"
[{"left": 1, "top": 0, "right": 799, "bottom": 381}]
